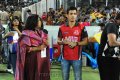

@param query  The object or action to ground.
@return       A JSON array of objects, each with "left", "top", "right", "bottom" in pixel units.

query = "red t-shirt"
[{"left": 58, "top": 23, "right": 88, "bottom": 60}]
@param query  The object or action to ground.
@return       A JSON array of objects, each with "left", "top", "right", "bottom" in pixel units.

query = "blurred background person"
[
  {"left": 3, "top": 16, "right": 22, "bottom": 75},
  {"left": 97, "top": 13, "right": 120, "bottom": 80}
]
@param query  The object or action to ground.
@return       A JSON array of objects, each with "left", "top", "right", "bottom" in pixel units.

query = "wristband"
[{"left": 76, "top": 42, "right": 78, "bottom": 46}]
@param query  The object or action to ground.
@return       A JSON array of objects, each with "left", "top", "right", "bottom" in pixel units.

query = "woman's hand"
[
  {"left": 38, "top": 44, "right": 46, "bottom": 51},
  {"left": 13, "top": 27, "right": 22, "bottom": 36},
  {"left": 27, "top": 44, "right": 46, "bottom": 53},
  {"left": 43, "top": 39, "right": 49, "bottom": 46},
  {"left": 7, "top": 32, "right": 14, "bottom": 36}
]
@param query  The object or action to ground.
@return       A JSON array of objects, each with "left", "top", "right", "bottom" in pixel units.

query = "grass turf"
[{"left": 0, "top": 63, "right": 100, "bottom": 80}]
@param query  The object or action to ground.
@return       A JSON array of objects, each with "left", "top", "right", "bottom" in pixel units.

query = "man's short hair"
[
  {"left": 98, "top": 23, "right": 105, "bottom": 27},
  {"left": 67, "top": 6, "right": 77, "bottom": 14},
  {"left": 115, "top": 13, "right": 120, "bottom": 20},
  {"left": 27, "top": 9, "right": 31, "bottom": 13}
]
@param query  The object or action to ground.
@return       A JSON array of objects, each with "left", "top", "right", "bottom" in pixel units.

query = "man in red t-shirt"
[{"left": 57, "top": 6, "right": 88, "bottom": 80}]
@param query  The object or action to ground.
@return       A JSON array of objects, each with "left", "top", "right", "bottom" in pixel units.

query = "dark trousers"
[
  {"left": 8, "top": 52, "right": 17, "bottom": 75},
  {"left": 10, "top": 53, "right": 17, "bottom": 75},
  {"left": 97, "top": 55, "right": 120, "bottom": 80}
]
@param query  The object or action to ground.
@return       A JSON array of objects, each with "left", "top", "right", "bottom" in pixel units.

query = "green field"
[{"left": 0, "top": 63, "right": 100, "bottom": 80}]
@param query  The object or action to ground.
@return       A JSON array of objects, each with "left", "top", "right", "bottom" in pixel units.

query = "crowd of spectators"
[{"left": 0, "top": 0, "right": 120, "bottom": 74}]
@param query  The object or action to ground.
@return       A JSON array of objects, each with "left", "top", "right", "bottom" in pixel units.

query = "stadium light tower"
[
  {"left": 75, "top": 0, "right": 76, "bottom": 7},
  {"left": 5, "top": 0, "right": 7, "bottom": 4},
  {"left": 106, "top": 0, "right": 108, "bottom": 6},
  {"left": 90, "top": 0, "right": 92, "bottom": 5}
]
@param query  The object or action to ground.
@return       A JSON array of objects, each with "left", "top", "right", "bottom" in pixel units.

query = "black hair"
[
  {"left": 91, "top": 19, "right": 96, "bottom": 22},
  {"left": 43, "top": 29, "right": 48, "bottom": 34},
  {"left": 27, "top": 9, "right": 31, "bottom": 13},
  {"left": 24, "top": 14, "right": 43, "bottom": 31},
  {"left": 98, "top": 23, "right": 105, "bottom": 27},
  {"left": 115, "top": 13, "right": 120, "bottom": 20},
  {"left": 83, "top": 18, "right": 88, "bottom": 22},
  {"left": 10, "top": 16, "right": 22, "bottom": 32},
  {"left": 67, "top": 6, "right": 77, "bottom": 14}
]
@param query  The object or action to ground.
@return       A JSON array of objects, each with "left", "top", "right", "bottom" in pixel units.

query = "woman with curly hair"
[{"left": 15, "top": 14, "right": 50, "bottom": 80}]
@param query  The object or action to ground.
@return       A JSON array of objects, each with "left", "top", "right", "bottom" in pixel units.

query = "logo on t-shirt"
[
  {"left": 63, "top": 32, "right": 69, "bottom": 34},
  {"left": 73, "top": 30, "right": 79, "bottom": 35},
  {"left": 65, "top": 36, "right": 78, "bottom": 42}
]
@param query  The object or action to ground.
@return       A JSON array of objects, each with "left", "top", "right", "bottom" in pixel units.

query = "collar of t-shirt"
[{"left": 65, "top": 21, "right": 79, "bottom": 27}]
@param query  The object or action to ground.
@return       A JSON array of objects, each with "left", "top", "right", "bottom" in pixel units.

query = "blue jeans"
[{"left": 61, "top": 59, "right": 82, "bottom": 80}]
